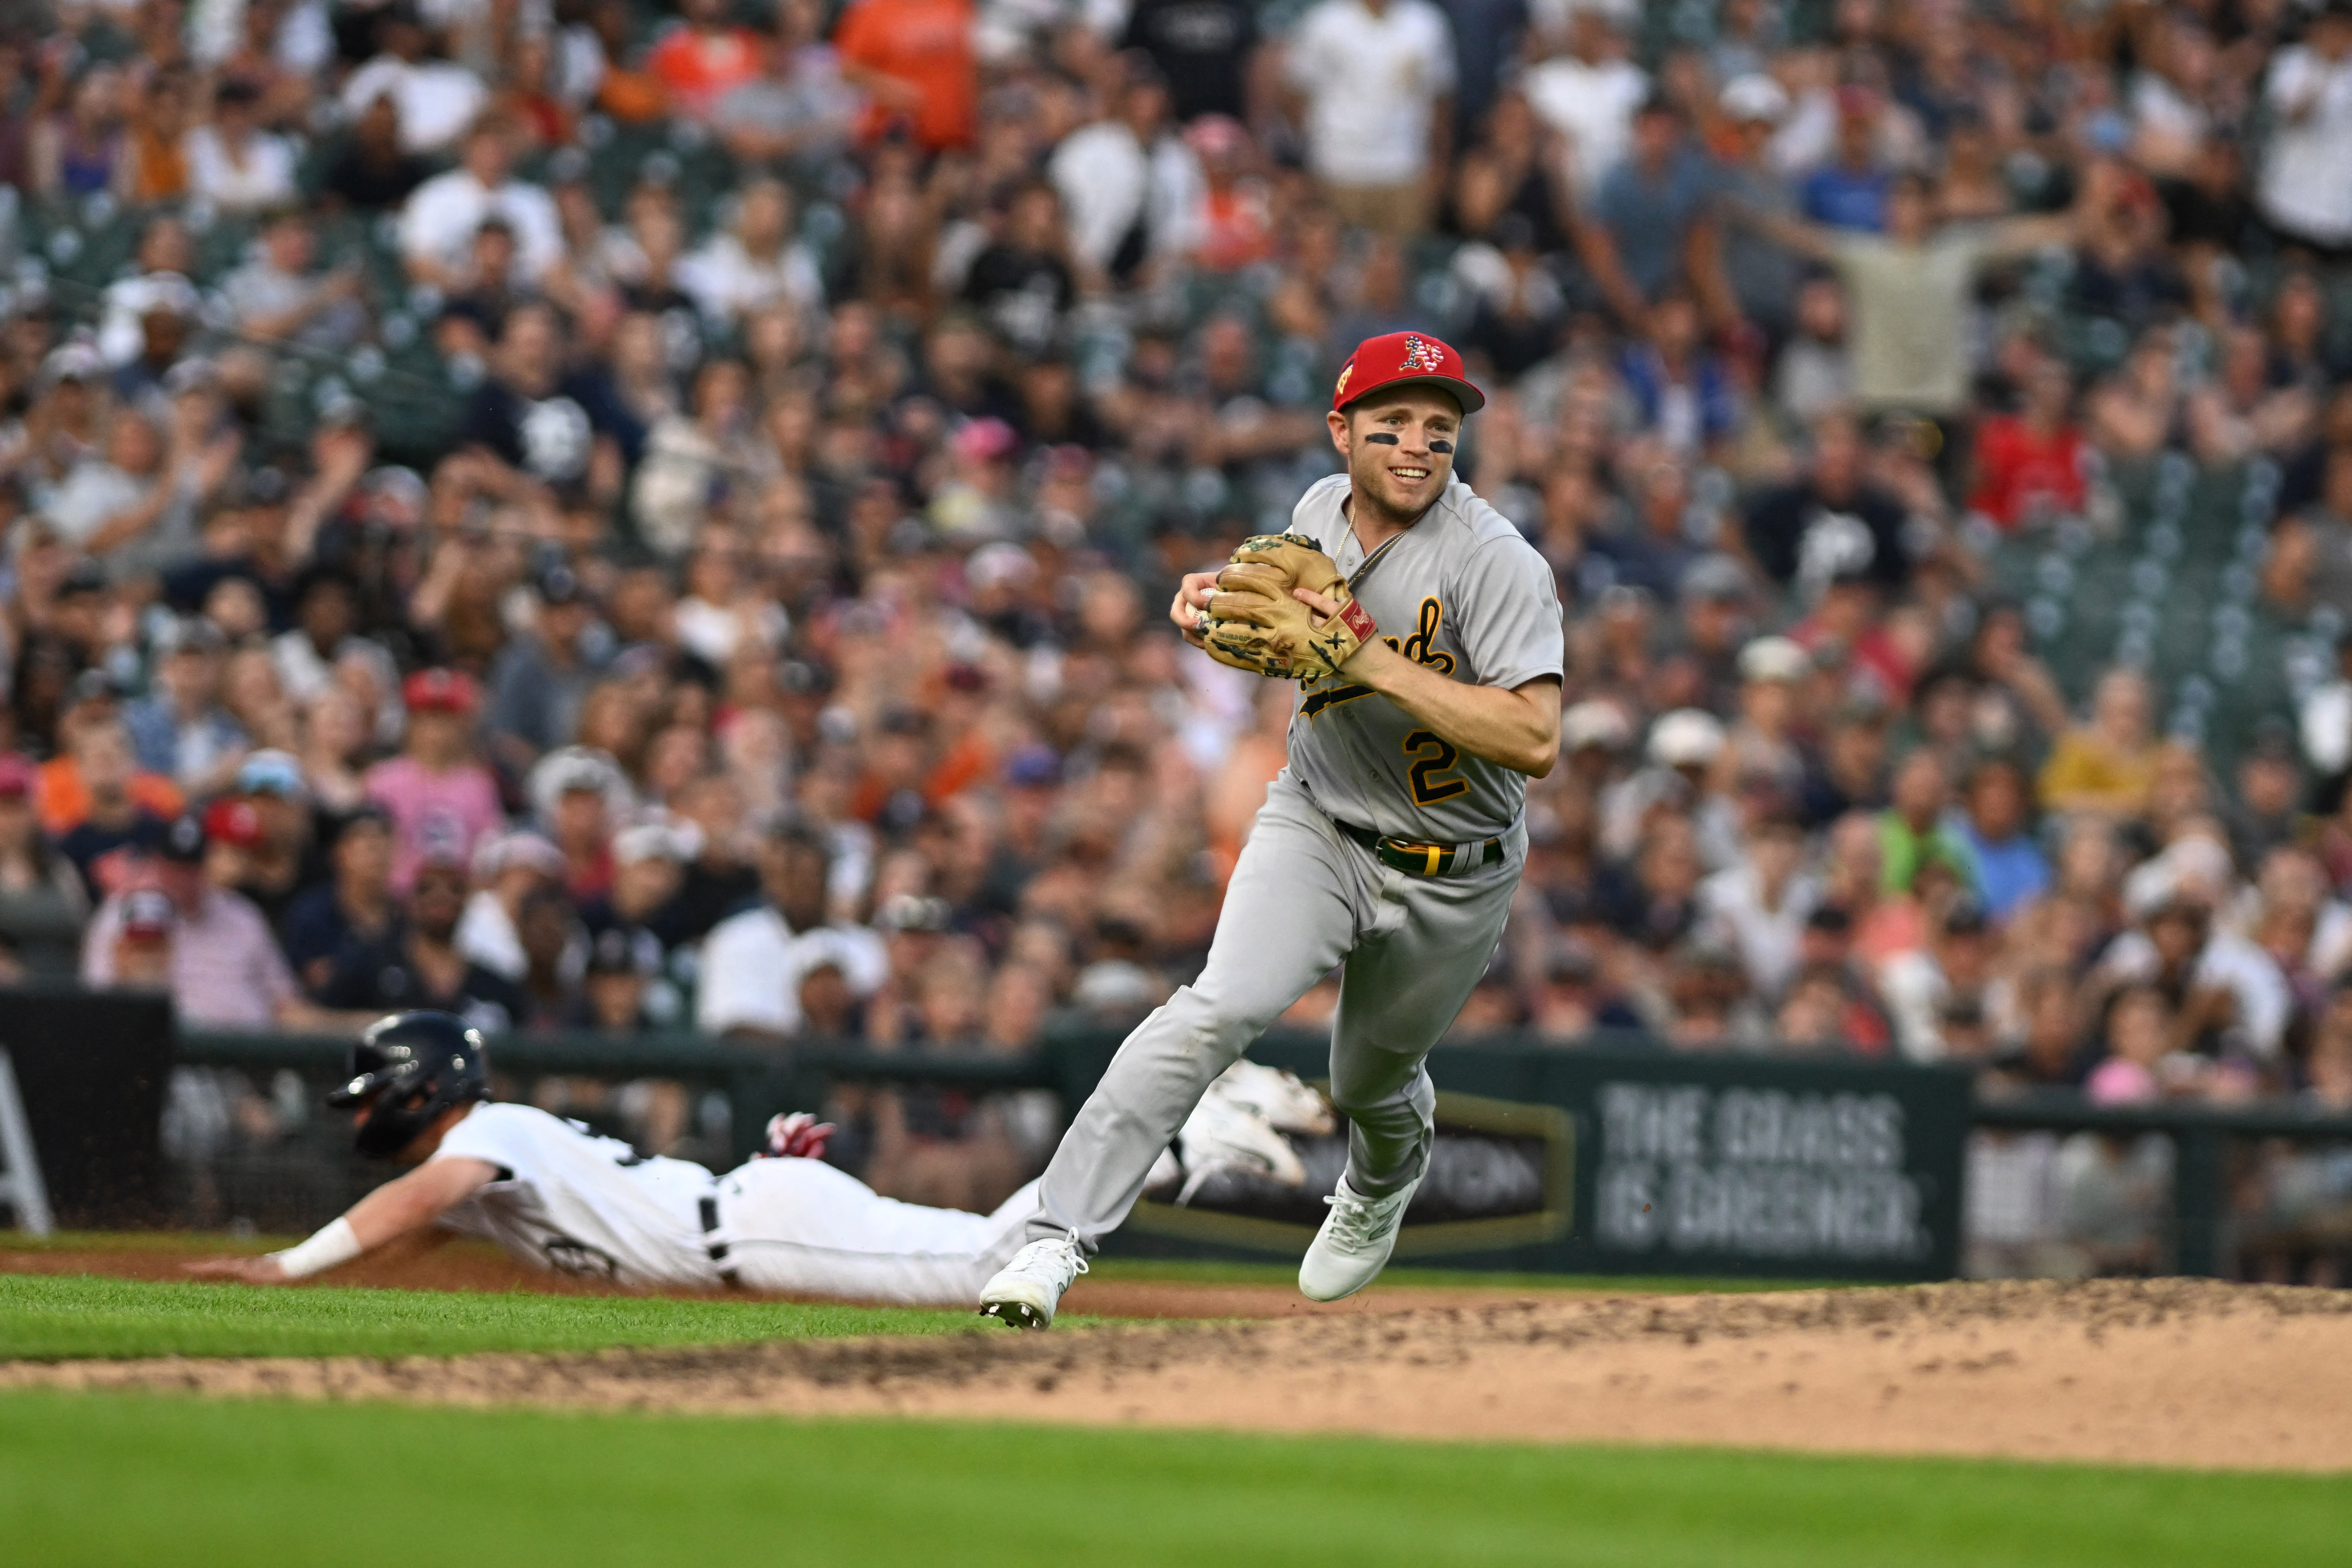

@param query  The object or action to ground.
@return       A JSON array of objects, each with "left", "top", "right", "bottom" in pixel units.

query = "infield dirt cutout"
[{"left": 7, "top": 1277, "right": 2352, "bottom": 1472}]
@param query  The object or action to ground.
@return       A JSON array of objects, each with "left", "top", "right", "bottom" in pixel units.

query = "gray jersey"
[{"left": 1282, "top": 473, "right": 1565, "bottom": 840}]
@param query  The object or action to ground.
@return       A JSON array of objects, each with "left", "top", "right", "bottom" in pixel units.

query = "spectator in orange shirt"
[
  {"left": 581, "top": 0, "right": 671, "bottom": 125},
  {"left": 49, "top": 714, "right": 182, "bottom": 899},
  {"left": 833, "top": 0, "right": 976, "bottom": 153},
  {"left": 1185, "top": 115, "right": 1275, "bottom": 272},
  {"left": 646, "top": 0, "right": 765, "bottom": 124},
  {"left": 38, "top": 681, "right": 185, "bottom": 839},
  {"left": 122, "top": 70, "right": 192, "bottom": 205}
]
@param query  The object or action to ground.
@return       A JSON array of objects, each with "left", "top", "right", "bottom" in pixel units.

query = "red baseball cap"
[
  {"left": 403, "top": 668, "right": 479, "bottom": 715},
  {"left": 1331, "top": 331, "right": 1485, "bottom": 416}
]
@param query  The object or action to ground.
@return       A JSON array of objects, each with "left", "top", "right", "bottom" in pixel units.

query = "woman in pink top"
[{"left": 365, "top": 670, "right": 504, "bottom": 893}]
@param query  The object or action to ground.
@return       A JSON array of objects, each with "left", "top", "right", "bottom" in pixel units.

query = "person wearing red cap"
[
  {"left": 365, "top": 669, "right": 503, "bottom": 894},
  {"left": 981, "top": 330, "right": 1564, "bottom": 1327}
]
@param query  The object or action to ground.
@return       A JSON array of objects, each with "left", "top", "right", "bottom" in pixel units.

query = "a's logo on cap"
[
  {"left": 1398, "top": 334, "right": 1444, "bottom": 373},
  {"left": 1333, "top": 362, "right": 1354, "bottom": 401}
]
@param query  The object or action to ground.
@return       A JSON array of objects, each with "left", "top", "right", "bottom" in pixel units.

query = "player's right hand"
[
  {"left": 1169, "top": 571, "right": 1218, "bottom": 646},
  {"left": 184, "top": 1255, "right": 291, "bottom": 1286}
]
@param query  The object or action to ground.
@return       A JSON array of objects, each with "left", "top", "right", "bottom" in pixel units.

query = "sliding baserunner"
[{"left": 190, "top": 1010, "right": 1038, "bottom": 1305}]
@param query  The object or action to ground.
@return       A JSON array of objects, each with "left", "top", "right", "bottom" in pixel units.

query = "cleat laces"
[
  {"left": 1321, "top": 1189, "right": 1391, "bottom": 1250},
  {"left": 1014, "top": 1237, "right": 1088, "bottom": 1284}
]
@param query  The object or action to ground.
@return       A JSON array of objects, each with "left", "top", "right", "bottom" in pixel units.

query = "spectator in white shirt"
[
  {"left": 96, "top": 217, "right": 198, "bottom": 368},
  {"left": 699, "top": 821, "right": 884, "bottom": 1038},
  {"left": 1879, "top": 901, "right": 2005, "bottom": 1063},
  {"left": 2128, "top": 15, "right": 2218, "bottom": 180},
  {"left": 2258, "top": 1, "right": 2352, "bottom": 251},
  {"left": 1697, "top": 809, "right": 1818, "bottom": 998},
  {"left": 2300, "top": 631, "right": 2352, "bottom": 782},
  {"left": 398, "top": 118, "right": 563, "bottom": 290},
  {"left": 183, "top": 79, "right": 298, "bottom": 213},
  {"left": 2100, "top": 837, "right": 2294, "bottom": 1060},
  {"left": 338, "top": 2, "right": 488, "bottom": 157},
  {"left": 1048, "top": 55, "right": 1203, "bottom": 288},
  {"left": 1522, "top": 7, "right": 1647, "bottom": 198},
  {"left": 43, "top": 408, "right": 198, "bottom": 562},
  {"left": 1283, "top": 0, "right": 1456, "bottom": 235},
  {"left": 675, "top": 179, "right": 825, "bottom": 327},
  {"left": 221, "top": 210, "right": 369, "bottom": 354},
  {"left": 456, "top": 829, "right": 567, "bottom": 981}
]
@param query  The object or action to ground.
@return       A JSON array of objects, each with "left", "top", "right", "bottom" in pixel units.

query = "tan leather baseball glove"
[{"left": 1197, "top": 533, "right": 1379, "bottom": 681}]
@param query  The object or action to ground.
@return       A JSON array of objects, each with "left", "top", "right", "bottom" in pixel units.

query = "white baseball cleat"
[
  {"left": 1298, "top": 1174, "right": 1422, "bottom": 1302},
  {"left": 977, "top": 1237, "right": 1089, "bottom": 1329}
]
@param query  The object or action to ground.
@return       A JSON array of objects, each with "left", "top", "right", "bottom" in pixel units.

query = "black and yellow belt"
[{"left": 1334, "top": 818, "right": 1506, "bottom": 878}]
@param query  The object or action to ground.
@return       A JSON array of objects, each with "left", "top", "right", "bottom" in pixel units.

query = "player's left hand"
[{"left": 183, "top": 1255, "right": 291, "bottom": 1286}]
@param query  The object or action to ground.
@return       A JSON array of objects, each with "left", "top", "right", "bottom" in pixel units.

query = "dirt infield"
[{"left": 10, "top": 1279, "right": 2352, "bottom": 1472}]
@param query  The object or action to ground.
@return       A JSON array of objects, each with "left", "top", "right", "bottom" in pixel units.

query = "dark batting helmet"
[{"left": 327, "top": 1011, "right": 490, "bottom": 1158}]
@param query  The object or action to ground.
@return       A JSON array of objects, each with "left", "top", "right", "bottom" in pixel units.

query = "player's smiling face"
[{"left": 1331, "top": 387, "right": 1463, "bottom": 523}]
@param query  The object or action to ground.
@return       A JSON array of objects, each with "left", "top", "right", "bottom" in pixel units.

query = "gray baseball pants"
[{"left": 1023, "top": 774, "right": 1524, "bottom": 1250}]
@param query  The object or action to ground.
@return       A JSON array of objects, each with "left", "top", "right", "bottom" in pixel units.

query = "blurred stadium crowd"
[{"left": 2, "top": 0, "right": 2352, "bottom": 1264}]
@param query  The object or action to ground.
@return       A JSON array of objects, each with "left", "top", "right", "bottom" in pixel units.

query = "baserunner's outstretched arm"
[{"left": 185, "top": 1155, "right": 496, "bottom": 1285}]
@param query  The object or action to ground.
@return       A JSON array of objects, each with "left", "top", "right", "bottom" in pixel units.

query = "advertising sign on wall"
[{"left": 1059, "top": 1038, "right": 1970, "bottom": 1281}]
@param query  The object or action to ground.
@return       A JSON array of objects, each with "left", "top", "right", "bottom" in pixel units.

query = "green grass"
[
  {"left": 1, "top": 1390, "right": 2341, "bottom": 1567},
  {"left": 0, "top": 1274, "right": 991, "bottom": 1361}
]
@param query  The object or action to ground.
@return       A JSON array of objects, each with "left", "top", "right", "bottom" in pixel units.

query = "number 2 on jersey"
[{"left": 1401, "top": 729, "right": 1467, "bottom": 806}]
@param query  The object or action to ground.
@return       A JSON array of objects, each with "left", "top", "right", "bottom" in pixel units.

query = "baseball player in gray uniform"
[{"left": 980, "top": 330, "right": 1565, "bottom": 1326}]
